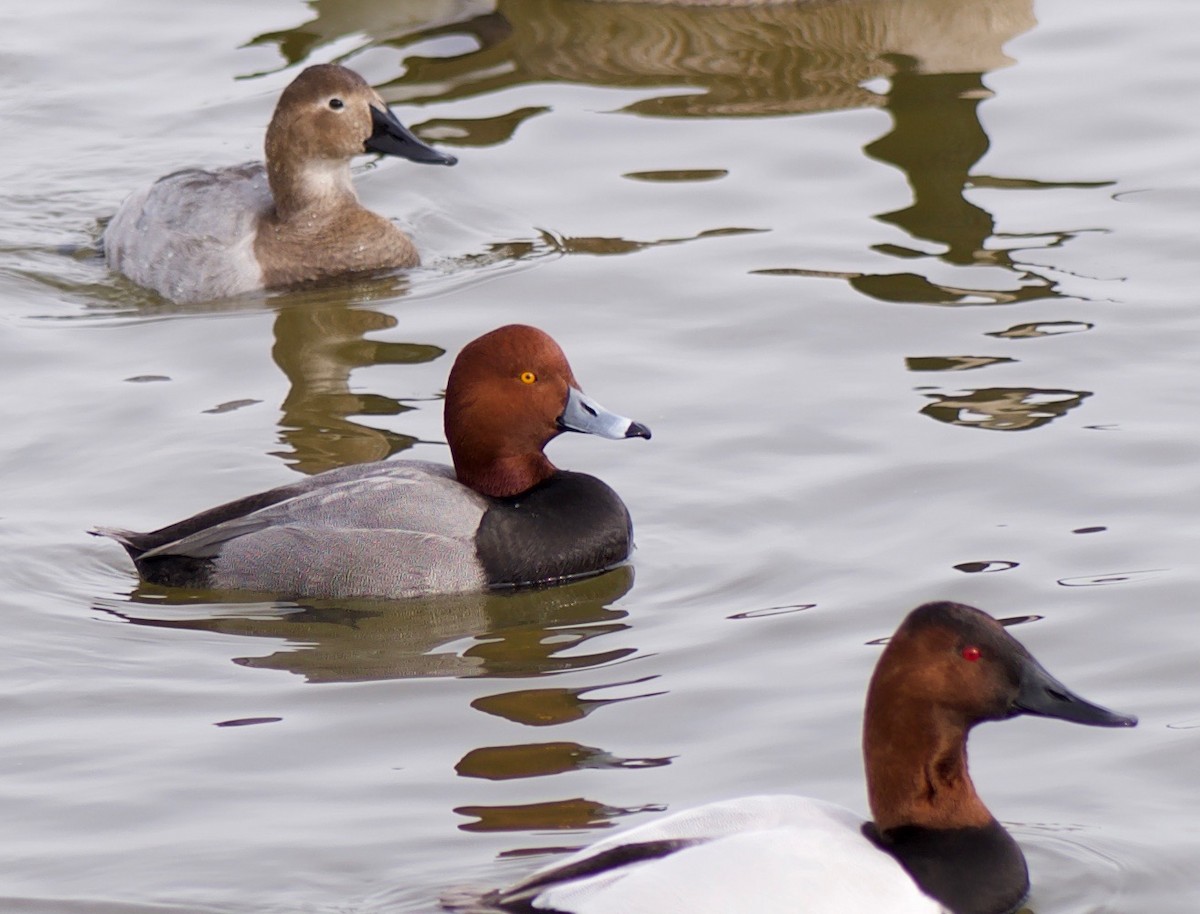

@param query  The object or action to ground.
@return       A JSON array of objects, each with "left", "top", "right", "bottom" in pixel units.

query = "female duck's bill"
[
  {"left": 102, "top": 63, "right": 457, "bottom": 304},
  {"left": 446, "top": 602, "right": 1134, "bottom": 914},
  {"left": 92, "top": 325, "right": 650, "bottom": 601}
]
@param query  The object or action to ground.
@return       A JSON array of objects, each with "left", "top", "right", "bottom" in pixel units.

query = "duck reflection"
[
  {"left": 269, "top": 287, "right": 447, "bottom": 474},
  {"left": 455, "top": 796, "right": 664, "bottom": 833},
  {"left": 472, "top": 676, "right": 666, "bottom": 726},
  {"left": 249, "top": 0, "right": 1034, "bottom": 122},
  {"left": 759, "top": 57, "right": 1112, "bottom": 306},
  {"left": 456, "top": 741, "right": 671, "bottom": 780},
  {"left": 919, "top": 387, "right": 1092, "bottom": 431},
  {"left": 96, "top": 564, "right": 636, "bottom": 682}
]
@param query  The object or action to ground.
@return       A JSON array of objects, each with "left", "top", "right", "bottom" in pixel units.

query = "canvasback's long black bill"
[
  {"left": 1014, "top": 655, "right": 1138, "bottom": 728},
  {"left": 558, "top": 387, "right": 651, "bottom": 440},
  {"left": 366, "top": 105, "right": 457, "bottom": 165}
]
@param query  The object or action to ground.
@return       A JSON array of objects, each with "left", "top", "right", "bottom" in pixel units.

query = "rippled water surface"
[{"left": 2, "top": 0, "right": 1198, "bottom": 911}]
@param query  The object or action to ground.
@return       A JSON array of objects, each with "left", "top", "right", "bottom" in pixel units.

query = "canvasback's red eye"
[
  {"left": 962, "top": 646, "right": 982, "bottom": 662},
  {"left": 520, "top": 371, "right": 536, "bottom": 384}
]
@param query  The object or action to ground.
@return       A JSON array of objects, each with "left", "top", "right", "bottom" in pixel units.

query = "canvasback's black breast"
[
  {"left": 476, "top": 470, "right": 634, "bottom": 588},
  {"left": 864, "top": 819, "right": 1028, "bottom": 914}
]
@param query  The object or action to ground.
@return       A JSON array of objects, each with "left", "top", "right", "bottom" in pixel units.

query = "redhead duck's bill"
[
  {"left": 445, "top": 602, "right": 1135, "bottom": 914},
  {"left": 103, "top": 64, "right": 457, "bottom": 304},
  {"left": 559, "top": 386, "right": 652, "bottom": 440},
  {"left": 92, "top": 325, "right": 649, "bottom": 600}
]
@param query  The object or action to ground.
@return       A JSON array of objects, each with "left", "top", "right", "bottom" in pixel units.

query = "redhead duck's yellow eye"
[
  {"left": 962, "top": 646, "right": 982, "bottom": 662},
  {"left": 328, "top": 98, "right": 345, "bottom": 111},
  {"left": 520, "top": 371, "right": 537, "bottom": 384}
]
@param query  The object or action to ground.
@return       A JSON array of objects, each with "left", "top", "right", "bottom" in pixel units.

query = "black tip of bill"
[
  {"left": 1015, "top": 656, "right": 1138, "bottom": 728},
  {"left": 626, "top": 421, "right": 652, "bottom": 440},
  {"left": 366, "top": 104, "right": 457, "bottom": 166}
]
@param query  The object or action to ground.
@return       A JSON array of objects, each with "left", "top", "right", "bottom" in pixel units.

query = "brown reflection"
[
  {"left": 95, "top": 565, "right": 636, "bottom": 682},
  {"left": 471, "top": 676, "right": 665, "bottom": 726},
  {"left": 456, "top": 741, "right": 671, "bottom": 780},
  {"left": 454, "top": 796, "right": 663, "bottom": 832},
  {"left": 906, "top": 355, "right": 1016, "bottom": 372},
  {"left": 247, "top": 0, "right": 1032, "bottom": 121},
  {"left": 986, "top": 320, "right": 1094, "bottom": 340},
  {"left": 269, "top": 293, "right": 445, "bottom": 474},
  {"left": 919, "top": 387, "right": 1091, "bottom": 431},
  {"left": 757, "top": 52, "right": 1114, "bottom": 307}
]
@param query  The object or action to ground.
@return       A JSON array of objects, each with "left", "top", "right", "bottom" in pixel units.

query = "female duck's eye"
[
  {"left": 962, "top": 646, "right": 982, "bottom": 662},
  {"left": 328, "top": 98, "right": 345, "bottom": 110},
  {"left": 520, "top": 371, "right": 537, "bottom": 385}
]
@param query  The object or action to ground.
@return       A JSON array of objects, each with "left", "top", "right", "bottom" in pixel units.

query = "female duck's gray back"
[{"left": 104, "top": 163, "right": 270, "bottom": 303}]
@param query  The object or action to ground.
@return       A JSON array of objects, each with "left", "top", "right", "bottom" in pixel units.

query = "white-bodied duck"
[{"left": 446, "top": 601, "right": 1135, "bottom": 914}]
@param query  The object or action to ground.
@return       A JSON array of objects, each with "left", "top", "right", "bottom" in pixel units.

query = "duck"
[
  {"left": 92, "top": 324, "right": 651, "bottom": 599},
  {"left": 445, "top": 601, "right": 1136, "bottom": 914},
  {"left": 102, "top": 63, "right": 456, "bottom": 304}
]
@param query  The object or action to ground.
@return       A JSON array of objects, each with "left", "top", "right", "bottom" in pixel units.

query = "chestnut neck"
[
  {"left": 863, "top": 687, "right": 993, "bottom": 835},
  {"left": 453, "top": 450, "right": 558, "bottom": 499}
]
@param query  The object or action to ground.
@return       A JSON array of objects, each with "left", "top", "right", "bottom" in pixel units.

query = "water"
[{"left": 1, "top": 0, "right": 1197, "bottom": 911}]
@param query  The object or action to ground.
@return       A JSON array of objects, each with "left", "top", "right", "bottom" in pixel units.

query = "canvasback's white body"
[
  {"left": 447, "top": 602, "right": 1136, "bottom": 914},
  {"left": 490, "top": 796, "right": 943, "bottom": 914},
  {"left": 103, "top": 64, "right": 456, "bottom": 304}
]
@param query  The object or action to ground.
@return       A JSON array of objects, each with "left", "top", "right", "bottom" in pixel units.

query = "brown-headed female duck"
[
  {"left": 103, "top": 64, "right": 456, "bottom": 304},
  {"left": 445, "top": 602, "right": 1135, "bottom": 914},
  {"left": 93, "top": 325, "right": 650, "bottom": 599}
]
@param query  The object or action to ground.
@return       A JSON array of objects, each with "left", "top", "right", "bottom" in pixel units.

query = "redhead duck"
[
  {"left": 446, "top": 602, "right": 1135, "bottom": 914},
  {"left": 103, "top": 64, "right": 456, "bottom": 304},
  {"left": 93, "top": 325, "right": 650, "bottom": 599}
]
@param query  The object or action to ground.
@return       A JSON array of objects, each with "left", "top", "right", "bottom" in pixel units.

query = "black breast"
[
  {"left": 475, "top": 471, "right": 634, "bottom": 588},
  {"left": 864, "top": 819, "right": 1029, "bottom": 914}
]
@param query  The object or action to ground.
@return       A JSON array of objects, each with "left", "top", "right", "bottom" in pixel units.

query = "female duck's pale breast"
[
  {"left": 497, "top": 796, "right": 944, "bottom": 914},
  {"left": 103, "top": 162, "right": 270, "bottom": 303}
]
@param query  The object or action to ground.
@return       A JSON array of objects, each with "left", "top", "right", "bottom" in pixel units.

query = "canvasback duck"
[
  {"left": 93, "top": 325, "right": 650, "bottom": 599},
  {"left": 446, "top": 602, "right": 1135, "bottom": 914},
  {"left": 103, "top": 63, "right": 456, "bottom": 304}
]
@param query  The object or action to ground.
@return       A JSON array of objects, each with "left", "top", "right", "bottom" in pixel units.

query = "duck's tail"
[{"left": 88, "top": 526, "right": 145, "bottom": 560}]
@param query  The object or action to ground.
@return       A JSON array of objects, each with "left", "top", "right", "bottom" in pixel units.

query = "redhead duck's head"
[
  {"left": 264, "top": 64, "right": 455, "bottom": 215},
  {"left": 864, "top": 601, "right": 1135, "bottom": 832},
  {"left": 444, "top": 325, "right": 651, "bottom": 498}
]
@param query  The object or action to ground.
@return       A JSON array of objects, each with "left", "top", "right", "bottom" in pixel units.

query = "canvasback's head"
[
  {"left": 444, "top": 325, "right": 651, "bottom": 498},
  {"left": 864, "top": 601, "right": 1135, "bottom": 835},
  {"left": 869, "top": 602, "right": 1136, "bottom": 730},
  {"left": 264, "top": 64, "right": 455, "bottom": 209}
]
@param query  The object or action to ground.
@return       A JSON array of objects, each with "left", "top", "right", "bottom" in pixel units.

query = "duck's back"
[
  {"left": 463, "top": 796, "right": 944, "bottom": 914},
  {"left": 103, "top": 162, "right": 270, "bottom": 303},
  {"left": 98, "top": 460, "right": 491, "bottom": 599}
]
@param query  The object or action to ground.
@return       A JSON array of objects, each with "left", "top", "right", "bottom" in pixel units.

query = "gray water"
[{"left": 1, "top": 0, "right": 1197, "bottom": 911}]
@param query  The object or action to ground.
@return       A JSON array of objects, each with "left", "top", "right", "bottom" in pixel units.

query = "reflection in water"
[
  {"left": 748, "top": 41, "right": 1113, "bottom": 308},
  {"left": 987, "top": 320, "right": 1094, "bottom": 339},
  {"left": 454, "top": 796, "right": 664, "bottom": 833},
  {"left": 920, "top": 387, "right": 1091, "bottom": 431},
  {"left": 906, "top": 355, "right": 1016, "bottom": 372},
  {"left": 856, "top": 61, "right": 1110, "bottom": 306},
  {"left": 1057, "top": 569, "right": 1166, "bottom": 588},
  {"left": 247, "top": 0, "right": 1033, "bottom": 122},
  {"left": 95, "top": 565, "right": 636, "bottom": 682},
  {"left": 270, "top": 296, "right": 446, "bottom": 474},
  {"left": 471, "top": 677, "right": 666, "bottom": 726},
  {"left": 954, "top": 560, "right": 1019, "bottom": 574},
  {"left": 624, "top": 169, "right": 729, "bottom": 184},
  {"left": 456, "top": 741, "right": 671, "bottom": 780}
]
